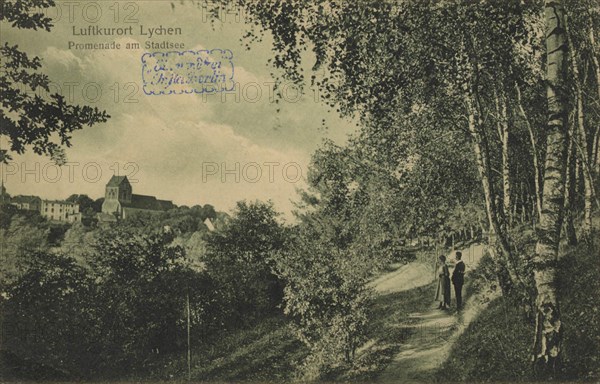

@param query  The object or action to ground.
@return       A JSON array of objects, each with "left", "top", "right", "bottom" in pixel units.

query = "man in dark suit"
[{"left": 451, "top": 251, "right": 465, "bottom": 310}]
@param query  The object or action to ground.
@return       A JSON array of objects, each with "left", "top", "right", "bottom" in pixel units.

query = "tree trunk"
[
  {"left": 515, "top": 83, "right": 544, "bottom": 221},
  {"left": 594, "top": 130, "right": 600, "bottom": 178},
  {"left": 587, "top": 17, "right": 600, "bottom": 176},
  {"left": 466, "top": 84, "right": 522, "bottom": 290},
  {"left": 495, "top": 87, "right": 512, "bottom": 225},
  {"left": 590, "top": 16, "right": 600, "bottom": 101},
  {"left": 575, "top": 98, "right": 594, "bottom": 233},
  {"left": 564, "top": 115, "right": 578, "bottom": 246},
  {"left": 532, "top": 0, "right": 568, "bottom": 374},
  {"left": 487, "top": 235, "right": 515, "bottom": 295},
  {"left": 567, "top": 16, "right": 594, "bottom": 233}
]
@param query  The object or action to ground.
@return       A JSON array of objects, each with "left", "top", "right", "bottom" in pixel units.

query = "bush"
[
  {"left": 2, "top": 230, "right": 218, "bottom": 379},
  {"left": 276, "top": 224, "right": 373, "bottom": 380},
  {"left": 203, "top": 201, "right": 285, "bottom": 326},
  {"left": 2, "top": 251, "right": 97, "bottom": 378}
]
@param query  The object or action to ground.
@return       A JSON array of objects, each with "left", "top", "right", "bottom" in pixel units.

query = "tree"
[
  {"left": 203, "top": 200, "right": 285, "bottom": 324},
  {"left": 564, "top": 1, "right": 600, "bottom": 234},
  {"left": 0, "top": 214, "right": 50, "bottom": 286},
  {"left": 86, "top": 228, "right": 199, "bottom": 375},
  {"left": 3, "top": 225, "right": 219, "bottom": 379},
  {"left": 275, "top": 221, "right": 372, "bottom": 379},
  {"left": 66, "top": 194, "right": 94, "bottom": 213},
  {"left": 91, "top": 198, "right": 104, "bottom": 213},
  {"left": 0, "top": 1, "right": 109, "bottom": 163},
  {"left": 531, "top": 0, "right": 569, "bottom": 373},
  {"left": 201, "top": 204, "right": 217, "bottom": 220},
  {"left": 3, "top": 251, "right": 97, "bottom": 378}
]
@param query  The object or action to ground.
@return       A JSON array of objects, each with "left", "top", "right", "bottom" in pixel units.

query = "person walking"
[
  {"left": 436, "top": 255, "right": 451, "bottom": 310},
  {"left": 452, "top": 251, "right": 465, "bottom": 310}
]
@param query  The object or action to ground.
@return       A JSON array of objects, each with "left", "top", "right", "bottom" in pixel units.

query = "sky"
[{"left": 1, "top": 0, "right": 357, "bottom": 220}]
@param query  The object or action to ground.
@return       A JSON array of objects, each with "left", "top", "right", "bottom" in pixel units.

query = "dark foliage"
[
  {"left": 203, "top": 200, "right": 286, "bottom": 326},
  {"left": 1, "top": 230, "right": 221, "bottom": 379},
  {"left": 0, "top": 0, "right": 109, "bottom": 163}
]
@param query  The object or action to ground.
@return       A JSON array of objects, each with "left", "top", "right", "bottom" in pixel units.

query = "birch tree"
[{"left": 531, "top": 0, "right": 569, "bottom": 372}]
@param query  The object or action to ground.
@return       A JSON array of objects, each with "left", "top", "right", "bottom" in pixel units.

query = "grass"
[
  {"left": 147, "top": 314, "right": 308, "bottom": 382},
  {"left": 436, "top": 233, "right": 600, "bottom": 383},
  {"left": 558, "top": 235, "right": 600, "bottom": 381},
  {"left": 0, "top": 350, "right": 72, "bottom": 382},
  {"left": 435, "top": 295, "right": 532, "bottom": 382},
  {"left": 168, "top": 284, "right": 436, "bottom": 383},
  {"left": 328, "top": 283, "right": 436, "bottom": 382},
  {"left": 163, "top": 237, "right": 598, "bottom": 383},
  {"left": 146, "top": 269, "right": 437, "bottom": 382}
]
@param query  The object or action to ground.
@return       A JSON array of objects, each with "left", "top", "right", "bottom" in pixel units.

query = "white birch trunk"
[{"left": 533, "top": 0, "right": 568, "bottom": 372}]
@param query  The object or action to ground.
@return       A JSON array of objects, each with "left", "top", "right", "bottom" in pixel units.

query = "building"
[
  {"left": 8, "top": 192, "right": 82, "bottom": 223},
  {"left": 101, "top": 175, "right": 175, "bottom": 220},
  {"left": 41, "top": 200, "right": 82, "bottom": 223},
  {"left": 10, "top": 195, "right": 42, "bottom": 211}
]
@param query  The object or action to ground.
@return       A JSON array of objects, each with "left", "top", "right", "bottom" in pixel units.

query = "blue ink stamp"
[{"left": 141, "top": 49, "right": 234, "bottom": 95}]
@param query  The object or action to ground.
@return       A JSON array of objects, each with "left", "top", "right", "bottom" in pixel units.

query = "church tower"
[
  {"left": 101, "top": 176, "right": 132, "bottom": 217},
  {"left": 105, "top": 175, "right": 132, "bottom": 203}
]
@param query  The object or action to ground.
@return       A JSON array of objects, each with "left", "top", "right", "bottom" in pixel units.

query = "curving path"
[{"left": 375, "top": 244, "right": 491, "bottom": 383}]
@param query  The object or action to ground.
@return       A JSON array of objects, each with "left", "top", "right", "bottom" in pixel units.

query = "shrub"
[
  {"left": 203, "top": 201, "right": 286, "bottom": 326},
  {"left": 2, "top": 230, "right": 218, "bottom": 379},
  {"left": 276, "top": 224, "right": 373, "bottom": 380},
  {"left": 2, "top": 251, "right": 97, "bottom": 378}
]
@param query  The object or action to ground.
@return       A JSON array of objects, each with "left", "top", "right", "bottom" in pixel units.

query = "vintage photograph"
[{"left": 1, "top": 0, "right": 599, "bottom": 382}]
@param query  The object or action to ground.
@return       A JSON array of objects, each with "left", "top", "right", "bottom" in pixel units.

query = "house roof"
[
  {"left": 204, "top": 218, "right": 215, "bottom": 231},
  {"left": 11, "top": 195, "right": 41, "bottom": 204},
  {"left": 106, "top": 175, "right": 130, "bottom": 187},
  {"left": 42, "top": 200, "right": 78, "bottom": 206}
]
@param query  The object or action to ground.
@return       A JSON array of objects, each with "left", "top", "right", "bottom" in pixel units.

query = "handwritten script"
[{"left": 141, "top": 49, "right": 234, "bottom": 95}]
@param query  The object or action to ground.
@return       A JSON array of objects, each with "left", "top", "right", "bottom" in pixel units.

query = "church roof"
[
  {"left": 157, "top": 199, "right": 175, "bottom": 210},
  {"left": 123, "top": 194, "right": 173, "bottom": 211},
  {"left": 107, "top": 175, "right": 129, "bottom": 187}
]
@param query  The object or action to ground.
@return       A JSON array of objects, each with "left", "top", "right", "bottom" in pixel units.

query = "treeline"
[{"left": 0, "top": 201, "right": 278, "bottom": 379}]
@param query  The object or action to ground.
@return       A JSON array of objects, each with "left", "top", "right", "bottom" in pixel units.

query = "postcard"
[{"left": 1, "top": 1, "right": 598, "bottom": 383}]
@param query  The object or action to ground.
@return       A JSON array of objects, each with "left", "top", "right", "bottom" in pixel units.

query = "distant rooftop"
[
  {"left": 122, "top": 194, "right": 174, "bottom": 211},
  {"left": 11, "top": 195, "right": 41, "bottom": 203}
]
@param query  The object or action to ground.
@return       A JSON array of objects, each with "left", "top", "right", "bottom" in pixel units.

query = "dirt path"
[{"left": 375, "top": 244, "right": 489, "bottom": 383}]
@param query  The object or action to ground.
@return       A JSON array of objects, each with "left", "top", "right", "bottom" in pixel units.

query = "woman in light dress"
[{"left": 436, "top": 255, "right": 451, "bottom": 310}]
